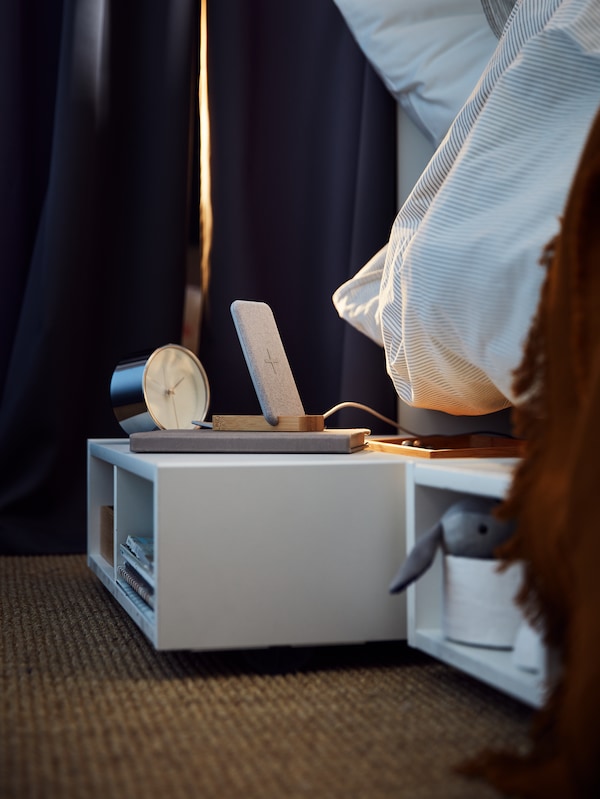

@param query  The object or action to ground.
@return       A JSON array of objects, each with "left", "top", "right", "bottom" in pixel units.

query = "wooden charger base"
[{"left": 212, "top": 414, "right": 326, "bottom": 432}]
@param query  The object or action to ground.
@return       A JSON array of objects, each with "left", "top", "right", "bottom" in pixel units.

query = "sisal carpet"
[{"left": 0, "top": 555, "right": 533, "bottom": 799}]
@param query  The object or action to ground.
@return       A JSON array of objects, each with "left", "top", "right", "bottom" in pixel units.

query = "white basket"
[{"left": 442, "top": 556, "right": 524, "bottom": 648}]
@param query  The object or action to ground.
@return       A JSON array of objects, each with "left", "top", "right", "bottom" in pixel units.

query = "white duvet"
[{"left": 333, "top": 0, "right": 600, "bottom": 415}]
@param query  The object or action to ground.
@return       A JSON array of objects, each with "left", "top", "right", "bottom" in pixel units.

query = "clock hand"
[
  {"left": 170, "top": 375, "right": 186, "bottom": 391},
  {"left": 170, "top": 391, "right": 180, "bottom": 427},
  {"left": 146, "top": 377, "right": 168, "bottom": 392}
]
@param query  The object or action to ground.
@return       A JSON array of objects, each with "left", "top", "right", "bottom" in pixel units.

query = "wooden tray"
[{"left": 366, "top": 434, "right": 525, "bottom": 459}]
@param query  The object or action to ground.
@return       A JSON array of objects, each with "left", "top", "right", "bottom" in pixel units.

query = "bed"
[{"left": 332, "top": 0, "right": 600, "bottom": 423}]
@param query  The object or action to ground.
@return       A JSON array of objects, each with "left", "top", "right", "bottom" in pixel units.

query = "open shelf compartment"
[{"left": 405, "top": 459, "right": 549, "bottom": 708}]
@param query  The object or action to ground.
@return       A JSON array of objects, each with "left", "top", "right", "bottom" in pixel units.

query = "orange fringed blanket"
[{"left": 459, "top": 109, "right": 600, "bottom": 797}]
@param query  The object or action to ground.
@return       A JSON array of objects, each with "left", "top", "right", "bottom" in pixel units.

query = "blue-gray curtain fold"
[{"left": 0, "top": 0, "right": 197, "bottom": 553}]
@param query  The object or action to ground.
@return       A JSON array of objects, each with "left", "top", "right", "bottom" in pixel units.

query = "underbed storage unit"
[{"left": 88, "top": 440, "right": 550, "bottom": 707}]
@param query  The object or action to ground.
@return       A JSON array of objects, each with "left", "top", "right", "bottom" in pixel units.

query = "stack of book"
[{"left": 117, "top": 534, "right": 155, "bottom": 610}]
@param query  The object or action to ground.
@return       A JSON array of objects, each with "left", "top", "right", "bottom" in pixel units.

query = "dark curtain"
[
  {"left": 0, "top": 0, "right": 198, "bottom": 554},
  {"left": 200, "top": 1, "right": 398, "bottom": 428},
  {"left": 0, "top": 0, "right": 398, "bottom": 555}
]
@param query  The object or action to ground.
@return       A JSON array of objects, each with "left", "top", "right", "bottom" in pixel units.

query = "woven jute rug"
[{"left": 0, "top": 555, "right": 533, "bottom": 799}]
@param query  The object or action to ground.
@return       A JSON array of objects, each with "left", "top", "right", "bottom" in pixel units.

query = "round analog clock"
[{"left": 111, "top": 344, "right": 210, "bottom": 434}]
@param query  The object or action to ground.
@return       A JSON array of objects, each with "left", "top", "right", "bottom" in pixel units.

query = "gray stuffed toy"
[{"left": 389, "top": 496, "right": 516, "bottom": 594}]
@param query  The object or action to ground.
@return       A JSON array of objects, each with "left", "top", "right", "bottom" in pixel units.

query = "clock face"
[{"left": 143, "top": 345, "right": 210, "bottom": 429}]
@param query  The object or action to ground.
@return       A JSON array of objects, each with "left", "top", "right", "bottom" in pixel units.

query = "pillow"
[
  {"left": 333, "top": 0, "right": 600, "bottom": 416},
  {"left": 333, "top": 0, "right": 499, "bottom": 145}
]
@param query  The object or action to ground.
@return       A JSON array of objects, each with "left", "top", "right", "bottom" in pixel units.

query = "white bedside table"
[{"left": 87, "top": 440, "right": 409, "bottom": 651}]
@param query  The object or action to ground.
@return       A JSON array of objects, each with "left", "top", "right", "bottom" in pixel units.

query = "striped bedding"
[{"left": 333, "top": 0, "right": 600, "bottom": 415}]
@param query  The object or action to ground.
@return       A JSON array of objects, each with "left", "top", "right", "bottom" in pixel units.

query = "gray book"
[{"left": 129, "top": 428, "right": 369, "bottom": 454}]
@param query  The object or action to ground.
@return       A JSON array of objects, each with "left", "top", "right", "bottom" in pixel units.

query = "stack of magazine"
[{"left": 117, "top": 535, "right": 155, "bottom": 610}]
